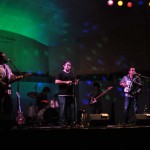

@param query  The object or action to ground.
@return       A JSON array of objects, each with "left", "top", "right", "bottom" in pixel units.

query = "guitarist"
[
  {"left": 0, "top": 51, "right": 23, "bottom": 128},
  {"left": 89, "top": 82, "right": 103, "bottom": 114},
  {"left": 120, "top": 67, "right": 143, "bottom": 125}
]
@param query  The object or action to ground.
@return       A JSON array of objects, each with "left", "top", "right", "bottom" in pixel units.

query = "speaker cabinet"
[
  {"left": 135, "top": 114, "right": 150, "bottom": 125},
  {"left": 85, "top": 113, "right": 109, "bottom": 127}
]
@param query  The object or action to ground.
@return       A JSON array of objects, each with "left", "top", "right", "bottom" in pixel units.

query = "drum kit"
[{"left": 27, "top": 92, "right": 59, "bottom": 126}]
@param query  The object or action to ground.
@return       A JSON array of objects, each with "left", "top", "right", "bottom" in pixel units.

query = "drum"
[
  {"left": 49, "top": 100, "right": 55, "bottom": 108},
  {"left": 27, "top": 105, "right": 36, "bottom": 117},
  {"left": 49, "top": 99, "right": 59, "bottom": 108},
  {"left": 37, "top": 107, "right": 59, "bottom": 125},
  {"left": 43, "top": 107, "right": 59, "bottom": 125}
]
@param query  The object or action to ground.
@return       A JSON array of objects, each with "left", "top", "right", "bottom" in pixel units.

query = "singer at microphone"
[{"left": 55, "top": 60, "right": 79, "bottom": 127}]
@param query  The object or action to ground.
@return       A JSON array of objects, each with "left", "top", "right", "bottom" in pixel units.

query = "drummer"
[
  {"left": 36, "top": 87, "right": 51, "bottom": 111},
  {"left": 27, "top": 87, "right": 51, "bottom": 111}
]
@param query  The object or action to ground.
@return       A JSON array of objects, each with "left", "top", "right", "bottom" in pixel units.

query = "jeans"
[
  {"left": 58, "top": 96, "right": 75, "bottom": 125},
  {"left": 124, "top": 96, "right": 138, "bottom": 124}
]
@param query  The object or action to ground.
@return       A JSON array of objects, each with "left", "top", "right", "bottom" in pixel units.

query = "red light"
[{"left": 127, "top": 2, "right": 133, "bottom": 8}]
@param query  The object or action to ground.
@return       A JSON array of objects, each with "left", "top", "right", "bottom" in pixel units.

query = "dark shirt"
[
  {"left": 55, "top": 71, "right": 75, "bottom": 95},
  {"left": 36, "top": 92, "right": 49, "bottom": 110}
]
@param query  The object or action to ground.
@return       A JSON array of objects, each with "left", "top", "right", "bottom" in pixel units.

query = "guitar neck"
[
  {"left": 95, "top": 87, "right": 113, "bottom": 100},
  {"left": 9, "top": 73, "right": 32, "bottom": 84},
  {"left": 95, "top": 90, "right": 108, "bottom": 100},
  {"left": 16, "top": 92, "right": 22, "bottom": 112},
  {"left": 18, "top": 98, "right": 22, "bottom": 112}
]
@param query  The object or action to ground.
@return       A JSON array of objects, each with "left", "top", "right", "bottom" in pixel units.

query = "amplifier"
[
  {"left": 135, "top": 114, "right": 150, "bottom": 125},
  {"left": 85, "top": 113, "right": 109, "bottom": 127}
]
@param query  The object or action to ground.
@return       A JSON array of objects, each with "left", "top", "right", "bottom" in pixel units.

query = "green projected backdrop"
[
  {"left": 0, "top": 0, "right": 66, "bottom": 46},
  {"left": 0, "top": 30, "right": 49, "bottom": 74}
]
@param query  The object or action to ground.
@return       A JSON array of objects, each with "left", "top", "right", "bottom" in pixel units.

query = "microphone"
[
  {"left": 135, "top": 73, "right": 141, "bottom": 76},
  {"left": 7, "top": 59, "right": 12, "bottom": 63}
]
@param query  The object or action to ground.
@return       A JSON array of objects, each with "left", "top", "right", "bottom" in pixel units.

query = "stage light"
[
  {"left": 106, "top": 0, "right": 150, "bottom": 8},
  {"left": 137, "top": 0, "right": 144, "bottom": 6},
  {"left": 127, "top": 1, "right": 133, "bottom": 8},
  {"left": 118, "top": 0, "right": 123, "bottom": 6},
  {"left": 107, "top": 0, "right": 114, "bottom": 6}
]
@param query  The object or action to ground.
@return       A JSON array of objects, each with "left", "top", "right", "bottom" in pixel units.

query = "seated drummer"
[{"left": 36, "top": 87, "right": 51, "bottom": 111}]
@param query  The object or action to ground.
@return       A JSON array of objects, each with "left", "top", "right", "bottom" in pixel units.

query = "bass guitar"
[
  {"left": 90, "top": 86, "right": 113, "bottom": 105},
  {"left": 16, "top": 92, "right": 25, "bottom": 126}
]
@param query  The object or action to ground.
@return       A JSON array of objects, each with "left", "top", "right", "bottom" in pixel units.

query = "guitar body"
[
  {"left": 16, "top": 92, "right": 26, "bottom": 126},
  {"left": 90, "top": 98, "right": 98, "bottom": 105},
  {"left": 16, "top": 112, "right": 25, "bottom": 125}
]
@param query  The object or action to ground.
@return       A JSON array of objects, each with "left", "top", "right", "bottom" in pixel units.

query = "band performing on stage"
[{"left": 1, "top": 51, "right": 150, "bottom": 130}]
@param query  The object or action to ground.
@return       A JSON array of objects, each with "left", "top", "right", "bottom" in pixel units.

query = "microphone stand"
[
  {"left": 140, "top": 75, "right": 150, "bottom": 80},
  {"left": 70, "top": 70, "right": 78, "bottom": 124}
]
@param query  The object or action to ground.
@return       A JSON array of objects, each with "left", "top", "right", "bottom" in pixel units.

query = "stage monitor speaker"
[
  {"left": 85, "top": 113, "right": 109, "bottom": 127},
  {"left": 135, "top": 114, "right": 150, "bottom": 125}
]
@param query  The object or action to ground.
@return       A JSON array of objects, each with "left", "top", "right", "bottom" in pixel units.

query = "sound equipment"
[
  {"left": 85, "top": 113, "right": 109, "bottom": 127},
  {"left": 135, "top": 114, "right": 150, "bottom": 125}
]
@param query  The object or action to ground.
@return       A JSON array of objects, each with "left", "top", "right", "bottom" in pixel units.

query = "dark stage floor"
[
  {"left": 1, "top": 123, "right": 150, "bottom": 149},
  {"left": 1, "top": 123, "right": 150, "bottom": 135}
]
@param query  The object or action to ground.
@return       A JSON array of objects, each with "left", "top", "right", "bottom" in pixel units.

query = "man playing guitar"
[
  {"left": 0, "top": 51, "right": 29, "bottom": 128},
  {"left": 89, "top": 82, "right": 103, "bottom": 114}
]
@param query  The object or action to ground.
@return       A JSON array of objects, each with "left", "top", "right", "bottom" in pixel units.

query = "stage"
[{"left": 1, "top": 123, "right": 150, "bottom": 149}]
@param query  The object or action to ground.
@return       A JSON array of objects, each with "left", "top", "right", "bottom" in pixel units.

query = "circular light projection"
[
  {"left": 118, "top": 0, "right": 123, "bottom": 6},
  {"left": 107, "top": 0, "right": 114, "bottom": 6},
  {"left": 127, "top": 2, "right": 133, "bottom": 8}
]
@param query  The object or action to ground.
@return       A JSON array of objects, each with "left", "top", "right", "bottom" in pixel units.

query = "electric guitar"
[
  {"left": 90, "top": 86, "right": 113, "bottom": 105},
  {"left": 0, "top": 73, "right": 32, "bottom": 91},
  {"left": 9, "top": 73, "right": 32, "bottom": 84},
  {"left": 16, "top": 92, "right": 25, "bottom": 126}
]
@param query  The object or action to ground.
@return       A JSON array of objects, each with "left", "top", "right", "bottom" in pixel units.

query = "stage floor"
[
  {"left": 1, "top": 123, "right": 150, "bottom": 148},
  {"left": 1, "top": 122, "right": 150, "bottom": 131}
]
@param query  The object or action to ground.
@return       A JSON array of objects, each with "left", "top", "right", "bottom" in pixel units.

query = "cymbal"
[{"left": 27, "top": 92, "right": 37, "bottom": 99}]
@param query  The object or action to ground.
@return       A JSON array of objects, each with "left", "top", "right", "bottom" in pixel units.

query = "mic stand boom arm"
[
  {"left": 140, "top": 75, "right": 150, "bottom": 80},
  {"left": 8, "top": 60, "right": 21, "bottom": 75}
]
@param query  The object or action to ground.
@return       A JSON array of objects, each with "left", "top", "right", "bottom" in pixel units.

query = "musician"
[
  {"left": 89, "top": 82, "right": 103, "bottom": 114},
  {"left": 36, "top": 86, "right": 51, "bottom": 111},
  {"left": 120, "top": 67, "right": 143, "bottom": 125},
  {"left": 55, "top": 60, "right": 79, "bottom": 127},
  {"left": 0, "top": 51, "right": 23, "bottom": 128}
]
